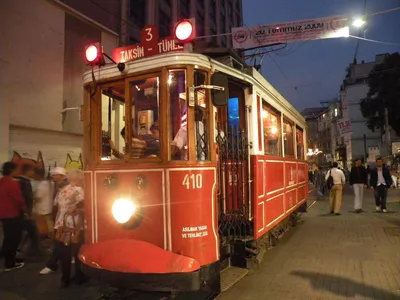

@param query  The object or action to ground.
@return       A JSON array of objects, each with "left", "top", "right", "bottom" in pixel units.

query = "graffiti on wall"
[
  {"left": 11, "top": 151, "right": 83, "bottom": 180},
  {"left": 64, "top": 153, "right": 83, "bottom": 171},
  {"left": 11, "top": 151, "right": 45, "bottom": 180}
]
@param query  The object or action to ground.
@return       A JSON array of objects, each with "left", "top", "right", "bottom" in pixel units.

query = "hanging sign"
[
  {"left": 337, "top": 118, "right": 352, "bottom": 135},
  {"left": 112, "top": 25, "right": 183, "bottom": 63},
  {"left": 232, "top": 16, "right": 349, "bottom": 49}
]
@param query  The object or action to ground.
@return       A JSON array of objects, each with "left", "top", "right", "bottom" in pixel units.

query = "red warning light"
[
  {"left": 84, "top": 43, "right": 105, "bottom": 66},
  {"left": 85, "top": 45, "right": 98, "bottom": 62},
  {"left": 174, "top": 19, "right": 195, "bottom": 43}
]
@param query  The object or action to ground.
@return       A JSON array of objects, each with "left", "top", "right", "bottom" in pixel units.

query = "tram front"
[{"left": 78, "top": 25, "right": 227, "bottom": 293}]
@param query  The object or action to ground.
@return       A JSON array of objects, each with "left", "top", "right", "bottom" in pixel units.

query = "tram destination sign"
[
  {"left": 112, "top": 25, "right": 183, "bottom": 63},
  {"left": 232, "top": 16, "right": 349, "bottom": 49}
]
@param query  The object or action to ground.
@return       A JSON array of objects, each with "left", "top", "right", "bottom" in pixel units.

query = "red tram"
[{"left": 78, "top": 23, "right": 308, "bottom": 295}]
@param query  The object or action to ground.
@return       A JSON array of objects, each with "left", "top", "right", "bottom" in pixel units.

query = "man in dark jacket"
[
  {"left": 16, "top": 164, "right": 41, "bottom": 256},
  {"left": 370, "top": 157, "right": 393, "bottom": 212},
  {"left": 349, "top": 158, "right": 368, "bottom": 213}
]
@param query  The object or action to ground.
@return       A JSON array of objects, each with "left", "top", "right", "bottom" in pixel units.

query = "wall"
[
  {"left": 10, "top": 126, "right": 83, "bottom": 180},
  {"left": 1, "top": 0, "right": 65, "bottom": 131},
  {"left": 0, "top": 0, "right": 119, "bottom": 165}
]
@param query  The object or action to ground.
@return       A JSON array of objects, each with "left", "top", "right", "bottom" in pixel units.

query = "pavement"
[
  {"left": 217, "top": 186, "right": 400, "bottom": 300},
  {"left": 1, "top": 186, "right": 400, "bottom": 300}
]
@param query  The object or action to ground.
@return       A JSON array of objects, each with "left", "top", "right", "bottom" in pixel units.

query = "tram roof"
[{"left": 82, "top": 51, "right": 306, "bottom": 128}]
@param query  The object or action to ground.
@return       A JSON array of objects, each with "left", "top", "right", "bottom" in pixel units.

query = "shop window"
[
  {"left": 194, "top": 71, "right": 209, "bottom": 161},
  {"left": 100, "top": 83, "right": 126, "bottom": 161},
  {"left": 283, "top": 118, "right": 295, "bottom": 157},
  {"left": 170, "top": 70, "right": 188, "bottom": 161},
  {"left": 262, "top": 102, "right": 281, "bottom": 156},
  {"left": 296, "top": 127, "right": 304, "bottom": 160}
]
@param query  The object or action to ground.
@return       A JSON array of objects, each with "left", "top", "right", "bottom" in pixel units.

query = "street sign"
[
  {"left": 337, "top": 118, "right": 352, "bottom": 135},
  {"left": 232, "top": 16, "right": 349, "bottom": 49},
  {"left": 112, "top": 25, "right": 184, "bottom": 63}
]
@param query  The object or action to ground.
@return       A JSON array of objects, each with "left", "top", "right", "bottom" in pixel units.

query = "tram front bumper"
[{"left": 78, "top": 239, "right": 202, "bottom": 292}]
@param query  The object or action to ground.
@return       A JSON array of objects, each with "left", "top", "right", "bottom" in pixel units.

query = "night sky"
[{"left": 242, "top": 0, "right": 400, "bottom": 111}]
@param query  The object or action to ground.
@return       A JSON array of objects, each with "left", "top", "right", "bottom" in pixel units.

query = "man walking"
[
  {"left": 349, "top": 158, "right": 368, "bottom": 213},
  {"left": 370, "top": 158, "right": 393, "bottom": 213},
  {"left": 326, "top": 162, "right": 346, "bottom": 215}
]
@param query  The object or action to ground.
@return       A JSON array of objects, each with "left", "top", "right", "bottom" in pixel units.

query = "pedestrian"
[
  {"left": 34, "top": 173, "right": 56, "bottom": 239},
  {"left": 349, "top": 158, "right": 368, "bottom": 213},
  {"left": 52, "top": 169, "right": 88, "bottom": 287},
  {"left": 370, "top": 157, "right": 393, "bottom": 213},
  {"left": 16, "top": 164, "right": 41, "bottom": 256},
  {"left": 39, "top": 167, "right": 68, "bottom": 275},
  {"left": 314, "top": 166, "right": 325, "bottom": 199},
  {"left": 366, "top": 165, "right": 371, "bottom": 188},
  {"left": 0, "top": 162, "right": 27, "bottom": 271},
  {"left": 325, "top": 161, "right": 346, "bottom": 215}
]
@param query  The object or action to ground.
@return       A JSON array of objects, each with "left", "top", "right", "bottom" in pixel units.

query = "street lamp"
[{"left": 352, "top": 17, "right": 366, "bottom": 28}]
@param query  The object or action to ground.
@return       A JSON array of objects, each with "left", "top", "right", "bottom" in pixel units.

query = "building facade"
[
  {"left": 121, "top": 0, "right": 243, "bottom": 48},
  {"left": 0, "top": 0, "right": 120, "bottom": 173},
  {"left": 0, "top": 0, "right": 243, "bottom": 175},
  {"left": 340, "top": 55, "right": 388, "bottom": 167}
]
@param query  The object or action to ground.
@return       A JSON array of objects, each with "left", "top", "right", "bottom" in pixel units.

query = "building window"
[
  {"left": 210, "top": 0, "right": 216, "bottom": 21},
  {"left": 129, "top": 37, "right": 139, "bottom": 45},
  {"left": 262, "top": 102, "right": 281, "bottom": 156},
  {"left": 220, "top": 13, "right": 226, "bottom": 33},
  {"left": 197, "top": 11, "right": 204, "bottom": 37},
  {"left": 180, "top": 0, "right": 190, "bottom": 18},
  {"left": 283, "top": 118, "right": 294, "bottom": 157},
  {"left": 159, "top": 10, "right": 171, "bottom": 38},
  {"left": 296, "top": 127, "right": 304, "bottom": 160},
  {"left": 220, "top": 0, "right": 226, "bottom": 15},
  {"left": 130, "top": 0, "right": 146, "bottom": 28}
]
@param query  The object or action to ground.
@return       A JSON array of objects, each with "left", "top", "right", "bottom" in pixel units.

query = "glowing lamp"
[
  {"left": 174, "top": 19, "right": 196, "bottom": 43},
  {"left": 112, "top": 198, "right": 137, "bottom": 224},
  {"left": 85, "top": 45, "right": 98, "bottom": 63},
  {"left": 84, "top": 42, "right": 105, "bottom": 66}
]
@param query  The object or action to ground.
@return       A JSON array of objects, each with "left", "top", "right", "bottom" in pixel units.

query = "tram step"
[{"left": 220, "top": 266, "right": 249, "bottom": 292}]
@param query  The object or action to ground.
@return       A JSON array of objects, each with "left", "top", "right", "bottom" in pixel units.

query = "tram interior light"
[
  {"left": 112, "top": 198, "right": 137, "bottom": 224},
  {"left": 174, "top": 19, "right": 195, "bottom": 44}
]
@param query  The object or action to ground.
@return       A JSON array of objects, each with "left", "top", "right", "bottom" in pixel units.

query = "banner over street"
[{"left": 232, "top": 16, "right": 349, "bottom": 49}]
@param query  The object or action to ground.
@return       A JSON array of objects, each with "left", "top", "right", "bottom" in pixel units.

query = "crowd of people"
[
  {"left": 0, "top": 162, "right": 88, "bottom": 288},
  {"left": 311, "top": 157, "right": 396, "bottom": 215}
]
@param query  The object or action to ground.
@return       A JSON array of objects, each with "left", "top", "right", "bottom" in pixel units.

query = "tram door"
[{"left": 216, "top": 81, "right": 250, "bottom": 238}]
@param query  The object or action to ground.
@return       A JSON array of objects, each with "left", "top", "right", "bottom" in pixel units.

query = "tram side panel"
[
  {"left": 252, "top": 155, "right": 309, "bottom": 239},
  {"left": 167, "top": 167, "right": 219, "bottom": 267}
]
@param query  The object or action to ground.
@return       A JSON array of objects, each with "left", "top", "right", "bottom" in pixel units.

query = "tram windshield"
[{"left": 97, "top": 68, "right": 211, "bottom": 163}]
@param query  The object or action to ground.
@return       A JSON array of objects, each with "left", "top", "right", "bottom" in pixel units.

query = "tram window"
[
  {"left": 283, "top": 118, "right": 295, "bottom": 157},
  {"left": 194, "top": 71, "right": 209, "bottom": 161},
  {"left": 170, "top": 70, "right": 188, "bottom": 161},
  {"left": 262, "top": 103, "right": 281, "bottom": 156},
  {"left": 101, "top": 85, "right": 126, "bottom": 161},
  {"left": 129, "top": 76, "right": 160, "bottom": 158},
  {"left": 296, "top": 127, "right": 304, "bottom": 160}
]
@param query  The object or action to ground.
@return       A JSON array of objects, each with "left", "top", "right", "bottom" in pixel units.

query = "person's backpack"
[{"left": 326, "top": 170, "right": 334, "bottom": 190}]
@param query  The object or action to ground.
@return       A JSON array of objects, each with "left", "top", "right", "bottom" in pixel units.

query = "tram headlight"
[{"left": 112, "top": 198, "right": 137, "bottom": 224}]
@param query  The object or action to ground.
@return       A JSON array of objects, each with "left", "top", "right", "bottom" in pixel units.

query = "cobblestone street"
[
  {"left": 1, "top": 186, "right": 400, "bottom": 300},
  {"left": 217, "top": 186, "right": 400, "bottom": 300}
]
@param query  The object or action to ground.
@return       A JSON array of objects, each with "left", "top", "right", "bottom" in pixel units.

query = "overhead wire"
[{"left": 349, "top": 35, "right": 400, "bottom": 47}]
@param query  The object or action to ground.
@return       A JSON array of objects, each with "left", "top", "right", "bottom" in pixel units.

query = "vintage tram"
[{"left": 78, "top": 23, "right": 309, "bottom": 296}]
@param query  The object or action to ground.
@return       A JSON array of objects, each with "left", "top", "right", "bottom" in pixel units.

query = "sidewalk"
[{"left": 217, "top": 186, "right": 400, "bottom": 300}]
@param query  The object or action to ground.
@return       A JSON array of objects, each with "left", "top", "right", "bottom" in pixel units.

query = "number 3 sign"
[{"left": 141, "top": 25, "right": 159, "bottom": 56}]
